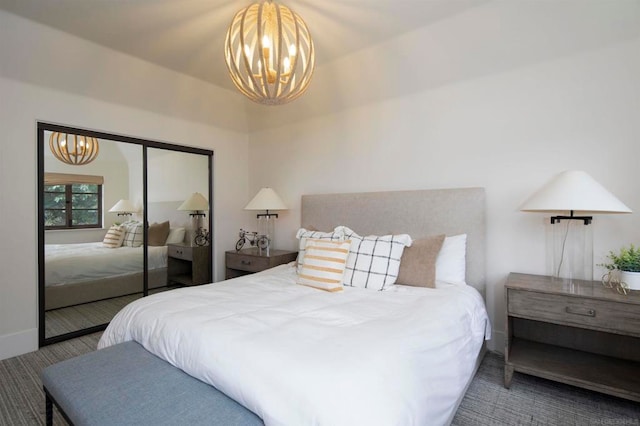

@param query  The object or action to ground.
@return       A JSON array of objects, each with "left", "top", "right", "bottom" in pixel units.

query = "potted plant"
[{"left": 602, "top": 244, "right": 640, "bottom": 290}]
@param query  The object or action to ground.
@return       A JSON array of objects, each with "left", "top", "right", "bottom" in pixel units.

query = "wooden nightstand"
[
  {"left": 167, "top": 243, "right": 211, "bottom": 286},
  {"left": 505, "top": 272, "right": 640, "bottom": 402},
  {"left": 225, "top": 248, "right": 298, "bottom": 279}
]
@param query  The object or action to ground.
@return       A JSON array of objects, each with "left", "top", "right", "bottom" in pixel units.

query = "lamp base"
[
  {"left": 546, "top": 218, "right": 593, "bottom": 282},
  {"left": 257, "top": 215, "right": 276, "bottom": 255},
  {"left": 189, "top": 213, "right": 207, "bottom": 247}
]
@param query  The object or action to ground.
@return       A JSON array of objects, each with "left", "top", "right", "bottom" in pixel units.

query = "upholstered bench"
[{"left": 41, "top": 341, "right": 263, "bottom": 426}]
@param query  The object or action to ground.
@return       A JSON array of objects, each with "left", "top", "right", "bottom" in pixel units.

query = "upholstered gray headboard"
[{"left": 301, "top": 188, "right": 486, "bottom": 294}]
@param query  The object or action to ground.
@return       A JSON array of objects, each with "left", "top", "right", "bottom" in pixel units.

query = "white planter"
[{"left": 620, "top": 270, "right": 640, "bottom": 291}]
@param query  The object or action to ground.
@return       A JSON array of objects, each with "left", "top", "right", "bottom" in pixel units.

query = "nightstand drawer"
[
  {"left": 226, "top": 253, "right": 270, "bottom": 272},
  {"left": 508, "top": 289, "right": 640, "bottom": 336},
  {"left": 168, "top": 244, "right": 193, "bottom": 261}
]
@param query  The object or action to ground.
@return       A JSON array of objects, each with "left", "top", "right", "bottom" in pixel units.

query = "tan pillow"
[
  {"left": 148, "top": 221, "right": 170, "bottom": 246},
  {"left": 396, "top": 234, "right": 446, "bottom": 288}
]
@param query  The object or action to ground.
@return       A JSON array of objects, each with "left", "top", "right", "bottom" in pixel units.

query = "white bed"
[
  {"left": 45, "top": 242, "right": 167, "bottom": 287},
  {"left": 44, "top": 242, "right": 168, "bottom": 310},
  {"left": 98, "top": 188, "right": 489, "bottom": 425},
  {"left": 100, "top": 263, "right": 489, "bottom": 425}
]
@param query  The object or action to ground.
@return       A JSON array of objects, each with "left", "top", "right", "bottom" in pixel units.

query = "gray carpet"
[
  {"left": 0, "top": 332, "right": 100, "bottom": 426},
  {"left": 45, "top": 287, "right": 174, "bottom": 339},
  {"left": 452, "top": 354, "right": 640, "bottom": 425},
  {"left": 1, "top": 339, "right": 639, "bottom": 425},
  {"left": 45, "top": 295, "right": 141, "bottom": 339}
]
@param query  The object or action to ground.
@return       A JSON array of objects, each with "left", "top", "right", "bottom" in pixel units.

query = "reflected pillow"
[
  {"left": 122, "top": 221, "right": 143, "bottom": 248},
  {"left": 102, "top": 225, "right": 125, "bottom": 248},
  {"left": 166, "top": 227, "right": 186, "bottom": 244},
  {"left": 148, "top": 221, "right": 170, "bottom": 246}
]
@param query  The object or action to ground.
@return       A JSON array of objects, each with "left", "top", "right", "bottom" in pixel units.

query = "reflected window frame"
[{"left": 44, "top": 182, "right": 103, "bottom": 230}]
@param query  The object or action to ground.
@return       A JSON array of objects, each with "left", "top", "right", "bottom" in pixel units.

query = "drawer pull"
[
  {"left": 241, "top": 260, "right": 251, "bottom": 265},
  {"left": 565, "top": 306, "right": 595, "bottom": 317}
]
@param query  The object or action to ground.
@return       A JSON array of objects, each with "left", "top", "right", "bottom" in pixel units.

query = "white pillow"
[
  {"left": 435, "top": 234, "right": 467, "bottom": 285},
  {"left": 337, "top": 226, "right": 412, "bottom": 291},
  {"left": 102, "top": 225, "right": 125, "bottom": 248},
  {"left": 297, "top": 239, "right": 351, "bottom": 292},
  {"left": 295, "top": 227, "right": 345, "bottom": 272},
  {"left": 166, "top": 227, "right": 186, "bottom": 245}
]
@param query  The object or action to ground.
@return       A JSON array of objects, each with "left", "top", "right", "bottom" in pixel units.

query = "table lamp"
[
  {"left": 520, "top": 170, "right": 631, "bottom": 281},
  {"left": 244, "top": 187, "right": 287, "bottom": 253},
  {"left": 178, "top": 192, "right": 209, "bottom": 245}
]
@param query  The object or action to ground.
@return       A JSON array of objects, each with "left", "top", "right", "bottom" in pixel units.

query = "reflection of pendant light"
[
  {"left": 224, "top": 0, "right": 315, "bottom": 105},
  {"left": 49, "top": 132, "right": 99, "bottom": 165}
]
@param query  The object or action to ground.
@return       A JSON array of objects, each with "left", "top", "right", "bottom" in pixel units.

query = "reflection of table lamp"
[
  {"left": 244, "top": 188, "right": 287, "bottom": 252},
  {"left": 178, "top": 192, "right": 209, "bottom": 246},
  {"left": 520, "top": 170, "right": 631, "bottom": 282},
  {"left": 109, "top": 199, "right": 137, "bottom": 217}
]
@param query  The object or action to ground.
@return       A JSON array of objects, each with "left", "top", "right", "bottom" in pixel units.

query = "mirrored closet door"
[
  {"left": 38, "top": 123, "right": 213, "bottom": 346},
  {"left": 147, "top": 148, "right": 212, "bottom": 289}
]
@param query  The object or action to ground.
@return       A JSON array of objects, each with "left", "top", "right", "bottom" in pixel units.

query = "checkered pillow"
[
  {"left": 337, "top": 226, "right": 412, "bottom": 291},
  {"left": 295, "top": 227, "right": 345, "bottom": 273},
  {"left": 122, "top": 221, "right": 143, "bottom": 247}
]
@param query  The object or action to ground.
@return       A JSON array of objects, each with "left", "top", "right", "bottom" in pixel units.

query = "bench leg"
[{"left": 45, "top": 389, "right": 53, "bottom": 426}]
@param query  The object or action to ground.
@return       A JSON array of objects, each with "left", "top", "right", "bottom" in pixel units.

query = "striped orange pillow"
[
  {"left": 297, "top": 239, "right": 351, "bottom": 292},
  {"left": 102, "top": 225, "right": 125, "bottom": 248}
]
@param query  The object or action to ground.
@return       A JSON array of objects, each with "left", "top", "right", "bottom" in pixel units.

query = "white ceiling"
[
  {"left": 0, "top": 0, "right": 486, "bottom": 92},
  {"left": 3, "top": 0, "right": 640, "bottom": 132}
]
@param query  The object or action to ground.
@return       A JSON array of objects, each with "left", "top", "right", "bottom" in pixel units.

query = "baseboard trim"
[{"left": 0, "top": 328, "right": 38, "bottom": 361}]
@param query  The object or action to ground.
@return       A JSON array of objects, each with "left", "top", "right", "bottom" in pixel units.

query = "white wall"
[
  {"left": 0, "top": 11, "right": 250, "bottom": 360},
  {"left": 248, "top": 36, "right": 640, "bottom": 353}
]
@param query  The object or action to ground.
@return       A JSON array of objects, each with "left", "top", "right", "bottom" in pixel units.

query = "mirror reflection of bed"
[{"left": 41, "top": 126, "right": 212, "bottom": 343}]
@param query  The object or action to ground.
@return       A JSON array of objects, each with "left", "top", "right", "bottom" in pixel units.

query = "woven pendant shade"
[
  {"left": 49, "top": 132, "right": 99, "bottom": 165},
  {"left": 224, "top": 0, "right": 315, "bottom": 105}
]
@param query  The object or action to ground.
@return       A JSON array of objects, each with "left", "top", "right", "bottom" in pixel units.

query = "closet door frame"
[{"left": 37, "top": 122, "right": 213, "bottom": 346}]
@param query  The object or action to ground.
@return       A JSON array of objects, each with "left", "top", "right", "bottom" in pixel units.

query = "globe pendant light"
[
  {"left": 49, "top": 132, "right": 99, "bottom": 165},
  {"left": 224, "top": 0, "right": 315, "bottom": 105}
]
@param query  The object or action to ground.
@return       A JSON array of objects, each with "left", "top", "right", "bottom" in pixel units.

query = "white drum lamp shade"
[
  {"left": 109, "top": 199, "right": 137, "bottom": 216},
  {"left": 520, "top": 170, "right": 631, "bottom": 215},
  {"left": 178, "top": 193, "right": 209, "bottom": 214},
  {"left": 521, "top": 170, "right": 631, "bottom": 282},
  {"left": 244, "top": 187, "right": 287, "bottom": 214}
]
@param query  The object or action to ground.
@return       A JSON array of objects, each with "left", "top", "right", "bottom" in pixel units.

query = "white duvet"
[
  {"left": 45, "top": 242, "right": 167, "bottom": 286},
  {"left": 99, "top": 263, "right": 490, "bottom": 426}
]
